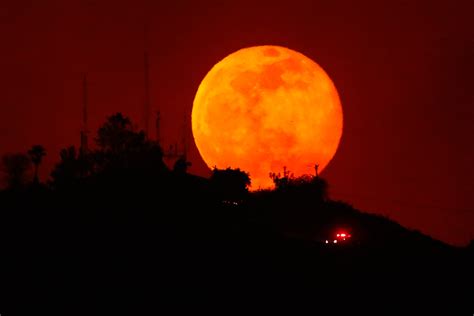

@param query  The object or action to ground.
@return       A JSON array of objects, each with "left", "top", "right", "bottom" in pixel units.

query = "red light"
[{"left": 334, "top": 231, "right": 352, "bottom": 241}]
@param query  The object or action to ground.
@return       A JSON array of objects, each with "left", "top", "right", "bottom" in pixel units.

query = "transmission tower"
[{"left": 80, "top": 74, "right": 89, "bottom": 156}]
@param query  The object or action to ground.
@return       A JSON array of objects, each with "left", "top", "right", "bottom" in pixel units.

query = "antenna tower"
[
  {"left": 80, "top": 74, "right": 89, "bottom": 156},
  {"left": 143, "top": 24, "right": 151, "bottom": 138}
]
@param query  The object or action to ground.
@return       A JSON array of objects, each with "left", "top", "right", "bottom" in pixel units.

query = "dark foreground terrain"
[{"left": 1, "top": 172, "right": 472, "bottom": 315}]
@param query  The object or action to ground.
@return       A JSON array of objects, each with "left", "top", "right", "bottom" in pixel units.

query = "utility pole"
[
  {"left": 143, "top": 24, "right": 151, "bottom": 138},
  {"left": 80, "top": 74, "right": 89, "bottom": 156}
]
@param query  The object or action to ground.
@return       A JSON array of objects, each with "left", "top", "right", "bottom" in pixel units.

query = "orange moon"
[{"left": 192, "top": 45, "right": 343, "bottom": 190}]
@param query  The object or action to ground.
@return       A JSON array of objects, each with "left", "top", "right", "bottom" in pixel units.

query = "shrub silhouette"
[
  {"left": 269, "top": 166, "right": 328, "bottom": 201},
  {"left": 94, "top": 113, "right": 166, "bottom": 174},
  {"left": 1, "top": 152, "right": 32, "bottom": 190},
  {"left": 50, "top": 146, "right": 86, "bottom": 189},
  {"left": 210, "top": 167, "right": 251, "bottom": 201},
  {"left": 173, "top": 156, "right": 191, "bottom": 175}
]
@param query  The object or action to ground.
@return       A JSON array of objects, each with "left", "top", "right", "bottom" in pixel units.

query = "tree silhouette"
[
  {"left": 50, "top": 146, "right": 86, "bottom": 189},
  {"left": 96, "top": 113, "right": 133, "bottom": 154},
  {"left": 94, "top": 112, "right": 166, "bottom": 174},
  {"left": 28, "top": 145, "right": 46, "bottom": 184},
  {"left": 1, "top": 153, "right": 32, "bottom": 189},
  {"left": 210, "top": 167, "right": 251, "bottom": 201},
  {"left": 173, "top": 156, "right": 191, "bottom": 175},
  {"left": 50, "top": 113, "right": 168, "bottom": 190}
]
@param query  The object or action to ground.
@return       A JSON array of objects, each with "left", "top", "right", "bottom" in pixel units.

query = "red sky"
[{"left": 1, "top": 0, "right": 473, "bottom": 245}]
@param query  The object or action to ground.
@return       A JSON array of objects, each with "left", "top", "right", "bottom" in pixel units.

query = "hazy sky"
[{"left": 0, "top": 0, "right": 472, "bottom": 245}]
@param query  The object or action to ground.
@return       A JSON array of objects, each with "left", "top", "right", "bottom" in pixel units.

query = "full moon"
[{"left": 192, "top": 45, "right": 343, "bottom": 190}]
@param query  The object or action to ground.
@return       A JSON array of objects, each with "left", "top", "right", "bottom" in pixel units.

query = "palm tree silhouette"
[{"left": 28, "top": 145, "right": 46, "bottom": 184}]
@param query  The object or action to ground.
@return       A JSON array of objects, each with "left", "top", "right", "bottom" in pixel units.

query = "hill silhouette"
[{"left": 0, "top": 113, "right": 472, "bottom": 315}]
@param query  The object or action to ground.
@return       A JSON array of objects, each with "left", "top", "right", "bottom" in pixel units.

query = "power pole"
[
  {"left": 142, "top": 24, "right": 151, "bottom": 138},
  {"left": 80, "top": 74, "right": 89, "bottom": 156}
]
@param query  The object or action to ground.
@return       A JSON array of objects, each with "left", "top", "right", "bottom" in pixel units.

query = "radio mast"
[
  {"left": 80, "top": 74, "right": 89, "bottom": 156},
  {"left": 143, "top": 24, "right": 151, "bottom": 138}
]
